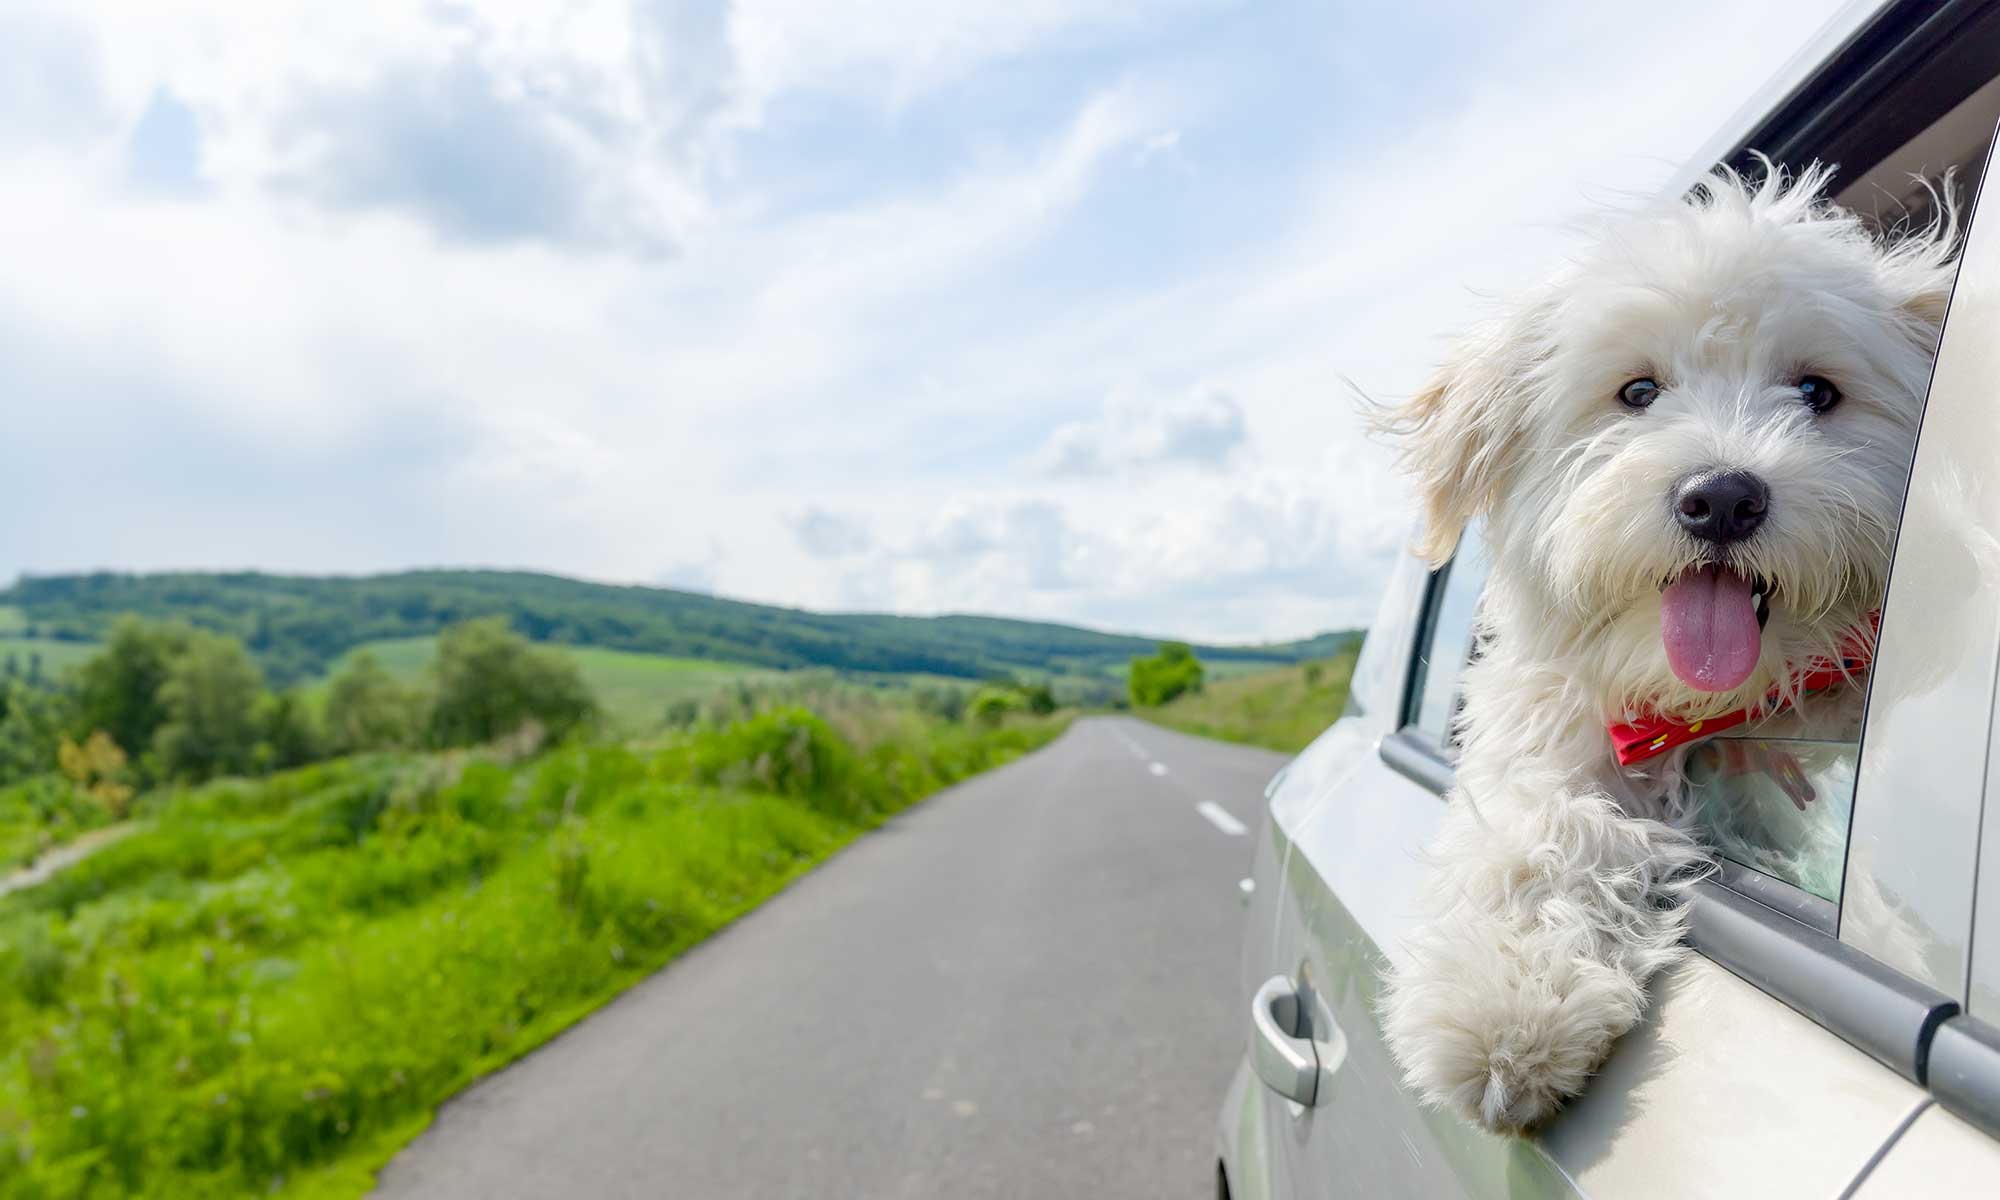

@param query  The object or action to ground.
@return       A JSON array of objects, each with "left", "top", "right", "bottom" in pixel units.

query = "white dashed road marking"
[
  {"left": 1148, "top": 762, "right": 1168, "bottom": 777},
  {"left": 1196, "top": 801, "right": 1247, "bottom": 837}
]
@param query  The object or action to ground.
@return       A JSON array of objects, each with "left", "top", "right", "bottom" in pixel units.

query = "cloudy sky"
[{"left": 2, "top": 0, "right": 1853, "bottom": 642}]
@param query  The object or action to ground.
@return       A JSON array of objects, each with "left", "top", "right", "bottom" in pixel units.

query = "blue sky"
[{"left": 0, "top": 0, "right": 1850, "bottom": 641}]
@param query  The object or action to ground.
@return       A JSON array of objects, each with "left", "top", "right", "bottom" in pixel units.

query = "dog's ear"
[
  {"left": 1876, "top": 178, "right": 1963, "bottom": 337},
  {"left": 1376, "top": 299, "right": 1551, "bottom": 565}
]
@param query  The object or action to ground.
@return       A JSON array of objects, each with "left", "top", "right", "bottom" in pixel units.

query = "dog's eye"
[
  {"left": 1618, "top": 378, "right": 1660, "bottom": 409},
  {"left": 1798, "top": 374, "right": 1842, "bottom": 414}
]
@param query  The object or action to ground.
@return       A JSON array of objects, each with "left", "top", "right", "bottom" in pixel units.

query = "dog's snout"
[{"left": 1672, "top": 470, "right": 1769, "bottom": 544}]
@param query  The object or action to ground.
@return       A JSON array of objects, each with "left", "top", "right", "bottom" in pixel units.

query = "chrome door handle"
[{"left": 1250, "top": 975, "right": 1338, "bottom": 1106}]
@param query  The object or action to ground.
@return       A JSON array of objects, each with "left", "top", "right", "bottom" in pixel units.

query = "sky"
[{"left": 0, "top": 0, "right": 1856, "bottom": 643}]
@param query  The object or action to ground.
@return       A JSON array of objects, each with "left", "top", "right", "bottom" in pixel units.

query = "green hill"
[
  {"left": 0, "top": 570, "right": 1353, "bottom": 687},
  {"left": 1139, "top": 641, "right": 1362, "bottom": 752}
]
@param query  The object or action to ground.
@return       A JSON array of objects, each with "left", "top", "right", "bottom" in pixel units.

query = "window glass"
[
  {"left": 1686, "top": 737, "right": 1856, "bottom": 902},
  {"left": 1411, "top": 533, "right": 1489, "bottom": 745}
]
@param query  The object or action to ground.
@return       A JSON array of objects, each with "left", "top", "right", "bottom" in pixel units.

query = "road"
[{"left": 374, "top": 716, "right": 1289, "bottom": 1199}]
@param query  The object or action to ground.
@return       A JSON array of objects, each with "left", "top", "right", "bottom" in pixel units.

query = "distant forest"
[{"left": 2, "top": 570, "right": 1358, "bottom": 686}]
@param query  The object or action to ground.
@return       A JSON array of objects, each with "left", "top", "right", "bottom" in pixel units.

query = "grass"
[
  {"left": 0, "top": 778, "right": 116, "bottom": 875},
  {"left": 1137, "top": 645, "right": 1361, "bottom": 753},
  {"left": 0, "top": 638, "right": 99, "bottom": 680},
  {"left": 313, "top": 637, "right": 774, "bottom": 733},
  {"left": 0, "top": 705, "right": 1068, "bottom": 1198}
]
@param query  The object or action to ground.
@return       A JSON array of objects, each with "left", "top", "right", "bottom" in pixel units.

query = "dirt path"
[{"left": 0, "top": 822, "right": 140, "bottom": 897}]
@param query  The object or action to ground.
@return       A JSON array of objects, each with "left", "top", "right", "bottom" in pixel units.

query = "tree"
[
  {"left": 1019, "top": 681, "right": 1057, "bottom": 716},
  {"left": 968, "top": 688, "right": 1024, "bottom": 726},
  {"left": 256, "top": 689, "right": 322, "bottom": 772},
  {"left": 153, "top": 629, "right": 266, "bottom": 781},
  {"left": 426, "top": 618, "right": 597, "bottom": 748},
  {"left": 322, "top": 652, "right": 417, "bottom": 755},
  {"left": 74, "top": 617, "right": 191, "bottom": 772},
  {"left": 1128, "top": 641, "right": 1205, "bottom": 707},
  {"left": 0, "top": 681, "right": 74, "bottom": 786}
]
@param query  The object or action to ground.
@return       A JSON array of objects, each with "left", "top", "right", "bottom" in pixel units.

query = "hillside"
[
  {"left": 0, "top": 570, "right": 1354, "bottom": 686},
  {"left": 1139, "top": 642, "right": 1361, "bottom": 753}
]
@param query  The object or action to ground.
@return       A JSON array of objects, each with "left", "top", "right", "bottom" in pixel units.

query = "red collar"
[{"left": 1607, "top": 613, "right": 1878, "bottom": 767}]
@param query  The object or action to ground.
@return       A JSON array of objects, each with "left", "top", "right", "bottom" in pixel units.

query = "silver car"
[{"left": 1219, "top": 1, "right": 2000, "bottom": 1195}]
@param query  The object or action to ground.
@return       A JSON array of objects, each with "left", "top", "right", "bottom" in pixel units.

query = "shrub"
[
  {"left": 426, "top": 619, "right": 598, "bottom": 748},
  {"left": 73, "top": 617, "right": 191, "bottom": 772},
  {"left": 1128, "top": 641, "right": 1205, "bottom": 707},
  {"left": 154, "top": 629, "right": 267, "bottom": 781},
  {"left": 323, "top": 652, "right": 418, "bottom": 755},
  {"left": 968, "top": 688, "right": 1023, "bottom": 725},
  {"left": 688, "top": 708, "right": 853, "bottom": 807},
  {"left": 56, "top": 730, "right": 134, "bottom": 820}
]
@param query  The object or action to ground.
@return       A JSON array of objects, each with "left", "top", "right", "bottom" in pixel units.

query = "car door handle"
[{"left": 1250, "top": 975, "right": 1338, "bottom": 1106}]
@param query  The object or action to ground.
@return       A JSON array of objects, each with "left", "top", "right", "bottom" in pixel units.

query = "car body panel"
[
  {"left": 1250, "top": 695, "right": 1929, "bottom": 1198},
  {"left": 1537, "top": 961, "right": 1927, "bottom": 1198},
  {"left": 1849, "top": 1104, "right": 2000, "bottom": 1197}
]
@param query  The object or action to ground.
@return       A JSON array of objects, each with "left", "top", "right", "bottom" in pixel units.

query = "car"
[{"left": 1217, "top": 1, "right": 2000, "bottom": 1195}]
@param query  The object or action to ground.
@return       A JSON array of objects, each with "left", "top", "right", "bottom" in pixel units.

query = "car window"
[
  {"left": 1686, "top": 736, "right": 1856, "bottom": 903},
  {"left": 1679, "top": 79, "right": 2000, "bottom": 925},
  {"left": 1409, "top": 533, "right": 1489, "bottom": 746}
]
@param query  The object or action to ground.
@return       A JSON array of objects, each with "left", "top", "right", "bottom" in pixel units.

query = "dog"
[{"left": 1374, "top": 162, "right": 1959, "bottom": 1132}]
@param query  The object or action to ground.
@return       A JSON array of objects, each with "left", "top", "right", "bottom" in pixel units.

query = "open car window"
[
  {"left": 1408, "top": 534, "right": 1489, "bottom": 748},
  {"left": 1678, "top": 75, "right": 2000, "bottom": 931}
]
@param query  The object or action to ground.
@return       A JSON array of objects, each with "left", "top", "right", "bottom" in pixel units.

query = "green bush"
[
  {"left": 322, "top": 653, "right": 418, "bottom": 756},
  {"left": 72, "top": 617, "right": 191, "bottom": 775},
  {"left": 426, "top": 619, "right": 598, "bottom": 748},
  {"left": 968, "top": 687, "right": 1023, "bottom": 725},
  {"left": 153, "top": 629, "right": 268, "bottom": 781},
  {"left": 687, "top": 708, "right": 853, "bottom": 807},
  {"left": 1128, "top": 641, "right": 1205, "bottom": 707}
]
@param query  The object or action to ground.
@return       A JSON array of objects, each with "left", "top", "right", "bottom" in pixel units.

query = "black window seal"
[{"left": 1398, "top": 561, "right": 1453, "bottom": 732}]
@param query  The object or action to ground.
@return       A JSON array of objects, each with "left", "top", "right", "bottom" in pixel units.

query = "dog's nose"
[{"left": 1673, "top": 470, "right": 1769, "bottom": 544}]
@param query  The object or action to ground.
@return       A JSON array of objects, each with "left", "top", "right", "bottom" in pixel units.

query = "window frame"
[{"left": 1378, "top": 560, "right": 1463, "bottom": 796}]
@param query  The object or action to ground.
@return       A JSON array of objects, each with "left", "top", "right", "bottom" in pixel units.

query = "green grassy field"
[
  {"left": 0, "top": 637, "right": 99, "bottom": 679},
  {"left": 313, "top": 638, "right": 774, "bottom": 732},
  {"left": 0, "top": 706, "right": 1068, "bottom": 1198},
  {"left": 1138, "top": 645, "right": 1361, "bottom": 753}
]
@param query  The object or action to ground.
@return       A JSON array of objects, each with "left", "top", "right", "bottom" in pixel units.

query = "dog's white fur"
[{"left": 1376, "top": 164, "right": 1959, "bottom": 1131}]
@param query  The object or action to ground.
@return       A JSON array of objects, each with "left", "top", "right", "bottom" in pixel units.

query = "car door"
[
  {"left": 1253, "top": 523, "right": 1945, "bottom": 1197},
  {"left": 1243, "top": 12, "right": 2000, "bottom": 1193}
]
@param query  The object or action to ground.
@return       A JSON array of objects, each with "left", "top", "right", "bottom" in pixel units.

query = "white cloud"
[
  {"left": 726, "top": 0, "right": 1220, "bottom": 115},
  {"left": 1034, "top": 386, "right": 1246, "bottom": 476},
  {"left": 789, "top": 507, "right": 873, "bottom": 559}
]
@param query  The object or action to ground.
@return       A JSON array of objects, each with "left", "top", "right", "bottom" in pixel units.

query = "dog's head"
[{"left": 1385, "top": 164, "right": 1958, "bottom": 718}]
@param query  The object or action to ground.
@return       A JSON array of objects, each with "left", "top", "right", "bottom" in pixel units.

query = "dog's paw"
[
  {"left": 1403, "top": 1014, "right": 1587, "bottom": 1133},
  {"left": 1380, "top": 921, "right": 1647, "bottom": 1134}
]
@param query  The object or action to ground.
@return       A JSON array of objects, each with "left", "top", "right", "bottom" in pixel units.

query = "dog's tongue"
[{"left": 1660, "top": 564, "right": 1760, "bottom": 692}]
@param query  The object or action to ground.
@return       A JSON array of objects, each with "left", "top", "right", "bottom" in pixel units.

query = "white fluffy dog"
[{"left": 1376, "top": 163, "right": 1959, "bottom": 1132}]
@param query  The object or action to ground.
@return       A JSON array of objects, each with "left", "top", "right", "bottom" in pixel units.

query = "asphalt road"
[{"left": 374, "top": 717, "right": 1290, "bottom": 1199}]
